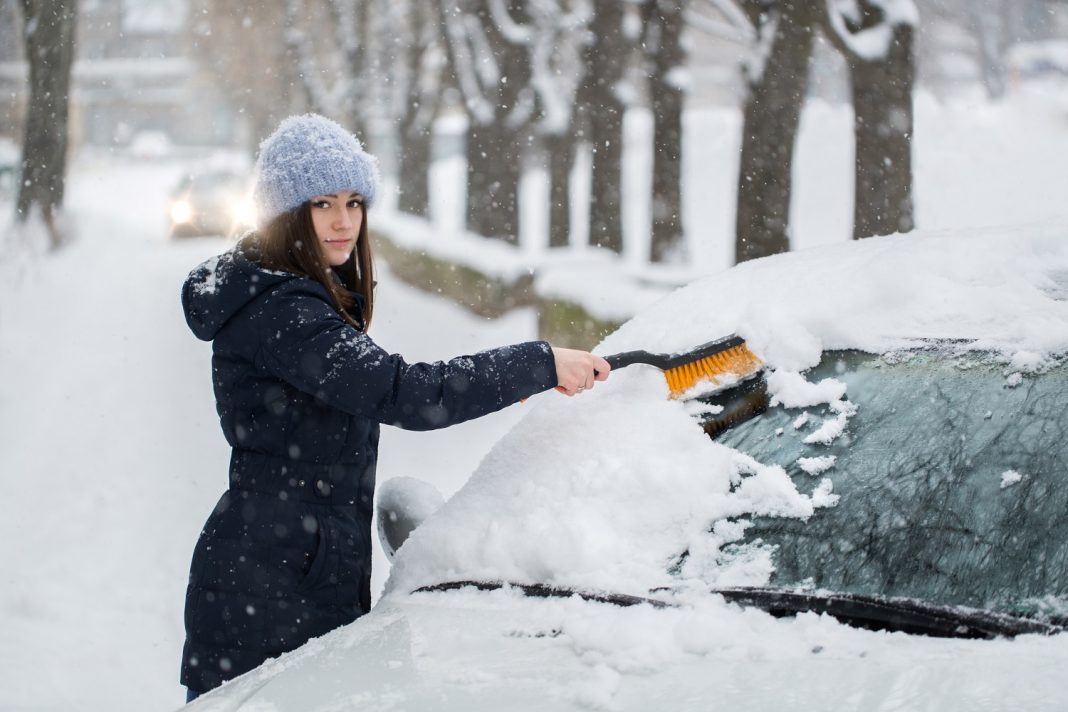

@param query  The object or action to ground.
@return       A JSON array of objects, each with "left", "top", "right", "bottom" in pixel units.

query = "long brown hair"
[{"left": 246, "top": 202, "right": 375, "bottom": 330}]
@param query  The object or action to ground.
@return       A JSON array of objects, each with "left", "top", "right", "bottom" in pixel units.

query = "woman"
[{"left": 179, "top": 114, "right": 609, "bottom": 701}]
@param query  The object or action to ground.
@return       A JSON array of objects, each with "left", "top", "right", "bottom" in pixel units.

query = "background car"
[
  {"left": 187, "top": 224, "right": 1068, "bottom": 711},
  {"left": 128, "top": 130, "right": 174, "bottom": 160},
  {"left": 167, "top": 169, "right": 254, "bottom": 238}
]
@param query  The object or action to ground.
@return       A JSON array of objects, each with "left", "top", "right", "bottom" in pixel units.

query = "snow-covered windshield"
[{"left": 714, "top": 348, "right": 1068, "bottom": 619}]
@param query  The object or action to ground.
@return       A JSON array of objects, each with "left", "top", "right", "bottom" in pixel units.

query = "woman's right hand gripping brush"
[{"left": 552, "top": 347, "right": 612, "bottom": 396}]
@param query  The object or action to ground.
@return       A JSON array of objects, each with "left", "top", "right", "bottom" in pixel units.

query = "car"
[
  {"left": 129, "top": 129, "right": 174, "bottom": 160},
  {"left": 187, "top": 223, "right": 1068, "bottom": 710},
  {"left": 168, "top": 170, "right": 254, "bottom": 238}
]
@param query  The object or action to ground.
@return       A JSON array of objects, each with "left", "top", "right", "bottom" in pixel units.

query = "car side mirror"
[{"left": 376, "top": 477, "right": 445, "bottom": 561}]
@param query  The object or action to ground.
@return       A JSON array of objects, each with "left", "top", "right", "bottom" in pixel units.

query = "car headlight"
[
  {"left": 170, "top": 199, "right": 193, "bottom": 224},
  {"left": 231, "top": 198, "right": 256, "bottom": 228}
]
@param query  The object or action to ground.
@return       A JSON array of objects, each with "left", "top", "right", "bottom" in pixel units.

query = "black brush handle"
[
  {"left": 596, "top": 349, "right": 693, "bottom": 377},
  {"left": 601, "top": 334, "right": 745, "bottom": 373},
  {"left": 592, "top": 351, "right": 652, "bottom": 378},
  {"left": 605, "top": 350, "right": 665, "bottom": 370}
]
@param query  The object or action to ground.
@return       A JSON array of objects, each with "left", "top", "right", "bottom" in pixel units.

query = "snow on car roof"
[
  {"left": 385, "top": 223, "right": 1068, "bottom": 599},
  {"left": 602, "top": 221, "right": 1068, "bottom": 372}
]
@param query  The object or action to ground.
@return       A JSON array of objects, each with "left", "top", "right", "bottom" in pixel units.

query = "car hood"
[{"left": 187, "top": 587, "right": 1068, "bottom": 711}]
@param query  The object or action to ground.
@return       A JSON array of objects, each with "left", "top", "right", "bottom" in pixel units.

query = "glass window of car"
[{"left": 708, "top": 348, "right": 1068, "bottom": 621}]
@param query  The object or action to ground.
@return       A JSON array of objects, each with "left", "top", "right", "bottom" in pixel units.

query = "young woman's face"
[{"left": 310, "top": 191, "right": 365, "bottom": 266}]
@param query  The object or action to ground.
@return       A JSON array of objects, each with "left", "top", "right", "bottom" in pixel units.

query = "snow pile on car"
[
  {"left": 606, "top": 221, "right": 1068, "bottom": 372},
  {"left": 385, "top": 224, "right": 1068, "bottom": 598}
]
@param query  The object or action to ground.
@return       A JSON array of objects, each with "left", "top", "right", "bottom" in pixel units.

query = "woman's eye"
[
  {"left": 312, "top": 200, "right": 330, "bottom": 209},
  {"left": 348, "top": 200, "right": 364, "bottom": 209}
]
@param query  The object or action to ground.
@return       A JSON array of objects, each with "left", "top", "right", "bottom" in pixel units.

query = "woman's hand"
[{"left": 551, "top": 347, "right": 611, "bottom": 396}]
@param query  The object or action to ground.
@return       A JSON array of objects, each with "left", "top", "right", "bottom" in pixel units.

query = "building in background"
[{"left": 0, "top": 0, "right": 237, "bottom": 153}]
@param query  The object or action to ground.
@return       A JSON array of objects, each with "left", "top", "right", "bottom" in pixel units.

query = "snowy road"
[{"left": 0, "top": 155, "right": 536, "bottom": 711}]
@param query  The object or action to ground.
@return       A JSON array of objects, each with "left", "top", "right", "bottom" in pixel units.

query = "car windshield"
[{"left": 711, "top": 348, "right": 1068, "bottom": 622}]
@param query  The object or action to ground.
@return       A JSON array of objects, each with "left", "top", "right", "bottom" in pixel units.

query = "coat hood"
[{"left": 181, "top": 243, "right": 297, "bottom": 341}]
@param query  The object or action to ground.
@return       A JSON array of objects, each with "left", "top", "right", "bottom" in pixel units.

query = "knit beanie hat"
[{"left": 253, "top": 113, "right": 380, "bottom": 227}]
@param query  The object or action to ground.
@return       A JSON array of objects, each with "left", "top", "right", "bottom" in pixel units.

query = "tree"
[
  {"left": 466, "top": 0, "right": 593, "bottom": 247},
  {"left": 15, "top": 0, "right": 78, "bottom": 249},
  {"left": 642, "top": 0, "right": 688, "bottom": 262},
  {"left": 575, "top": 0, "right": 630, "bottom": 253},
  {"left": 391, "top": 1, "right": 444, "bottom": 218},
  {"left": 524, "top": 0, "right": 591, "bottom": 249},
  {"left": 973, "top": 0, "right": 1008, "bottom": 99},
  {"left": 283, "top": 0, "right": 374, "bottom": 137},
  {"left": 825, "top": 0, "right": 916, "bottom": 239},
  {"left": 438, "top": 0, "right": 535, "bottom": 243},
  {"left": 191, "top": 0, "right": 439, "bottom": 215},
  {"left": 733, "top": 0, "right": 917, "bottom": 261},
  {"left": 734, "top": 0, "right": 819, "bottom": 262}
]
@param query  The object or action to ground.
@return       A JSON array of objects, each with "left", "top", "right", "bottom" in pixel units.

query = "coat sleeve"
[{"left": 256, "top": 283, "right": 558, "bottom": 431}]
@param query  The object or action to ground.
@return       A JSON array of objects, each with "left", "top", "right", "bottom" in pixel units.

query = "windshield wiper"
[
  {"left": 711, "top": 586, "right": 1063, "bottom": 639},
  {"left": 416, "top": 580, "right": 671, "bottom": 609},
  {"left": 416, "top": 581, "right": 1062, "bottom": 639}
]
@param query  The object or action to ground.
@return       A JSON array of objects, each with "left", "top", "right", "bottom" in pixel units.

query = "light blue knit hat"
[{"left": 253, "top": 113, "right": 379, "bottom": 227}]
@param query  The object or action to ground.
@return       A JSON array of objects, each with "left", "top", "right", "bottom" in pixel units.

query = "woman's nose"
[{"left": 333, "top": 206, "right": 352, "bottom": 229}]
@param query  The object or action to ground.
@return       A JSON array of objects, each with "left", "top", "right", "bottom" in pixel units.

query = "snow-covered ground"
[{"left": 1, "top": 81, "right": 1067, "bottom": 711}]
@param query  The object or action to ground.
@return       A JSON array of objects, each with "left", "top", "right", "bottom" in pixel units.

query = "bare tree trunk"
[
  {"left": 645, "top": 0, "right": 686, "bottom": 263},
  {"left": 396, "top": 4, "right": 439, "bottom": 218},
  {"left": 16, "top": 0, "right": 77, "bottom": 248},
  {"left": 830, "top": 0, "right": 916, "bottom": 239},
  {"left": 545, "top": 132, "right": 574, "bottom": 248},
  {"left": 397, "top": 121, "right": 432, "bottom": 218},
  {"left": 466, "top": 122, "right": 524, "bottom": 242},
  {"left": 735, "top": 0, "right": 816, "bottom": 263},
  {"left": 851, "top": 27, "right": 914, "bottom": 237},
  {"left": 442, "top": 0, "right": 530, "bottom": 243},
  {"left": 577, "top": 0, "right": 627, "bottom": 253},
  {"left": 975, "top": 0, "right": 1007, "bottom": 100}
]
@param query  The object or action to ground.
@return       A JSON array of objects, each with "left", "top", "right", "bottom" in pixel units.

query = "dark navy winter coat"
[{"left": 179, "top": 243, "right": 557, "bottom": 693}]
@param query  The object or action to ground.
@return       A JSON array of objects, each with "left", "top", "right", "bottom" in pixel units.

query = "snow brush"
[{"left": 601, "top": 333, "right": 763, "bottom": 399}]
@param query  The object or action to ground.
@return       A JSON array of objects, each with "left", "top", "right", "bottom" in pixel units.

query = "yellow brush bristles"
[{"left": 664, "top": 343, "right": 763, "bottom": 399}]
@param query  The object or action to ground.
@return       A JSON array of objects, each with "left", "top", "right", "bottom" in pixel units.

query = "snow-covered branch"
[
  {"left": 745, "top": 6, "right": 779, "bottom": 85},
  {"left": 685, "top": 9, "right": 754, "bottom": 44},
  {"left": 524, "top": 0, "right": 591, "bottom": 135},
  {"left": 411, "top": 23, "right": 446, "bottom": 130},
  {"left": 488, "top": 0, "right": 533, "bottom": 45},
  {"left": 557, "top": 0, "right": 594, "bottom": 32},
  {"left": 284, "top": 0, "right": 354, "bottom": 118},
  {"left": 441, "top": 1, "right": 496, "bottom": 124},
  {"left": 689, "top": 0, "right": 757, "bottom": 41},
  {"left": 526, "top": 3, "right": 577, "bottom": 133},
  {"left": 328, "top": 0, "right": 360, "bottom": 58},
  {"left": 825, "top": 0, "right": 918, "bottom": 61}
]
